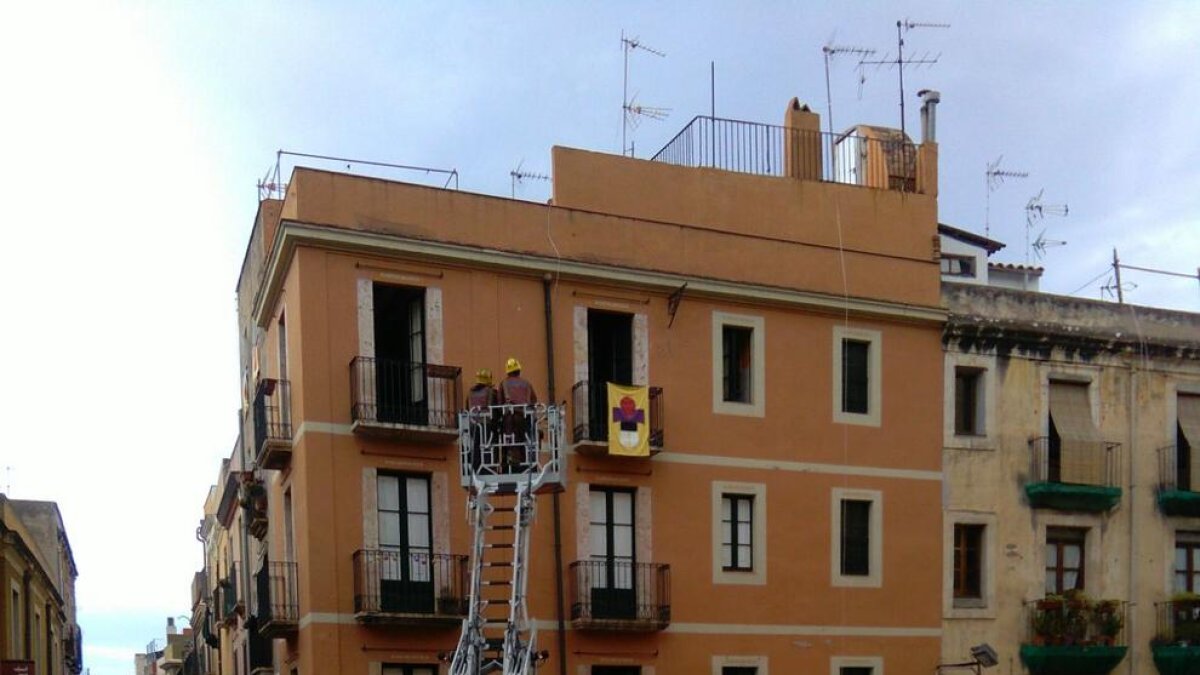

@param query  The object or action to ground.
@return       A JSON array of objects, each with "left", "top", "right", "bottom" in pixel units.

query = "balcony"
[
  {"left": 191, "top": 570, "right": 207, "bottom": 611},
  {"left": 255, "top": 559, "right": 298, "bottom": 637},
  {"left": 1157, "top": 444, "right": 1200, "bottom": 516},
  {"left": 352, "top": 549, "right": 468, "bottom": 625},
  {"left": 350, "top": 357, "right": 462, "bottom": 442},
  {"left": 63, "top": 623, "right": 83, "bottom": 675},
  {"left": 247, "top": 622, "right": 273, "bottom": 675},
  {"left": 571, "top": 381, "right": 663, "bottom": 457},
  {"left": 568, "top": 560, "right": 671, "bottom": 632},
  {"left": 1154, "top": 597, "right": 1200, "bottom": 674},
  {"left": 1025, "top": 437, "right": 1122, "bottom": 512},
  {"left": 651, "top": 115, "right": 920, "bottom": 192},
  {"left": 216, "top": 565, "right": 242, "bottom": 626},
  {"left": 253, "top": 378, "right": 293, "bottom": 470},
  {"left": 1020, "top": 595, "right": 1128, "bottom": 675}
]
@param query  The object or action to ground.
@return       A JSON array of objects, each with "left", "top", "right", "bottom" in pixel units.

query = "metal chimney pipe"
[{"left": 918, "top": 89, "right": 941, "bottom": 143}]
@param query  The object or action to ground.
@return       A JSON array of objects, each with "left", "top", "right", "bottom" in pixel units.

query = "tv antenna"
[
  {"left": 1103, "top": 247, "right": 1200, "bottom": 304},
  {"left": 822, "top": 39, "right": 876, "bottom": 136},
  {"left": 984, "top": 155, "right": 1028, "bottom": 238},
  {"left": 857, "top": 19, "right": 948, "bottom": 140},
  {"left": 621, "top": 31, "right": 670, "bottom": 157},
  {"left": 510, "top": 160, "right": 550, "bottom": 199},
  {"left": 1025, "top": 188, "right": 1069, "bottom": 263}
]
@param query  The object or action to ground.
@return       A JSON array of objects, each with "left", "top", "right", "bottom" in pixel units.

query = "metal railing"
[
  {"left": 255, "top": 559, "right": 298, "bottom": 628},
  {"left": 1156, "top": 598, "right": 1200, "bottom": 644},
  {"left": 458, "top": 403, "right": 566, "bottom": 491},
  {"left": 350, "top": 357, "right": 462, "bottom": 429},
  {"left": 216, "top": 564, "right": 240, "bottom": 624},
  {"left": 1024, "top": 596, "right": 1128, "bottom": 647},
  {"left": 1028, "top": 437, "right": 1122, "bottom": 487},
  {"left": 253, "top": 378, "right": 292, "bottom": 456},
  {"left": 569, "top": 560, "right": 671, "bottom": 630},
  {"left": 650, "top": 115, "right": 918, "bottom": 191},
  {"left": 571, "top": 381, "right": 663, "bottom": 449},
  {"left": 1159, "top": 443, "right": 1196, "bottom": 492},
  {"left": 352, "top": 549, "right": 469, "bottom": 617}
]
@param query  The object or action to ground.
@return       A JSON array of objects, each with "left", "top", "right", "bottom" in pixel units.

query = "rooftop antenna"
[
  {"left": 510, "top": 160, "right": 550, "bottom": 199},
  {"left": 822, "top": 39, "right": 876, "bottom": 136},
  {"left": 984, "top": 155, "right": 1028, "bottom": 238},
  {"left": 4, "top": 466, "right": 10, "bottom": 495},
  {"left": 857, "top": 19, "right": 948, "bottom": 140},
  {"left": 1025, "top": 188, "right": 1069, "bottom": 264},
  {"left": 1104, "top": 248, "right": 1200, "bottom": 304},
  {"left": 621, "top": 31, "right": 670, "bottom": 157}
]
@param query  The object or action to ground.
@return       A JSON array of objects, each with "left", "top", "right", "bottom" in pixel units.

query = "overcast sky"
[{"left": 0, "top": 2, "right": 1197, "bottom": 674}]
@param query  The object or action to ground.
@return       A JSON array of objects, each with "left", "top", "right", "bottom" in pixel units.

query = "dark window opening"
[
  {"left": 1179, "top": 422, "right": 1193, "bottom": 492},
  {"left": 722, "top": 325, "right": 753, "bottom": 403},
  {"left": 592, "top": 666, "right": 642, "bottom": 675},
  {"left": 940, "top": 255, "right": 976, "bottom": 277},
  {"left": 840, "top": 499, "right": 872, "bottom": 576},
  {"left": 587, "top": 310, "right": 634, "bottom": 440},
  {"left": 841, "top": 339, "right": 870, "bottom": 414},
  {"left": 722, "top": 668, "right": 759, "bottom": 675},
  {"left": 373, "top": 284, "right": 427, "bottom": 425},
  {"left": 840, "top": 668, "right": 874, "bottom": 675},
  {"left": 953, "top": 524, "right": 984, "bottom": 600},
  {"left": 721, "top": 494, "right": 754, "bottom": 571},
  {"left": 954, "top": 368, "right": 982, "bottom": 435}
]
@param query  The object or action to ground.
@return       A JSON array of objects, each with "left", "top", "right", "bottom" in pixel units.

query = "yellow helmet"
[
  {"left": 475, "top": 368, "right": 493, "bottom": 385},
  {"left": 505, "top": 357, "right": 522, "bottom": 374}
]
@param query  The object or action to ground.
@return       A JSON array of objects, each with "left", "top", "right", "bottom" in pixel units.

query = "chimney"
[
  {"left": 918, "top": 89, "right": 941, "bottom": 143},
  {"left": 166, "top": 617, "right": 177, "bottom": 635}
]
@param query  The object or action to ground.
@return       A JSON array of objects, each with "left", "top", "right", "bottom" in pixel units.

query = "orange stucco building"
[{"left": 191, "top": 99, "right": 947, "bottom": 675}]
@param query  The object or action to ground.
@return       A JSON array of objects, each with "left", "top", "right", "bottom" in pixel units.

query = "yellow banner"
[{"left": 607, "top": 383, "right": 650, "bottom": 457}]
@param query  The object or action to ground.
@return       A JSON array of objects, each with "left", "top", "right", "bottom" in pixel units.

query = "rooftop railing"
[{"left": 651, "top": 115, "right": 917, "bottom": 192}]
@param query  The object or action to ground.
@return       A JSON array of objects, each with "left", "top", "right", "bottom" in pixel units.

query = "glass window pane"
[
  {"left": 589, "top": 524, "right": 607, "bottom": 557},
  {"left": 721, "top": 497, "right": 731, "bottom": 521},
  {"left": 377, "top": 475, "right": 400, "bottom": 511},
  {"left": 738, "top": 545, "right": 752, "bottom": 567},
  {"left": 406, "top": 478, "right": 429, "bottom": 513},
  {"left": 1064, "top": 571, "right": 1078, "bottom": 590},
  {"left": 1046, "top": 544, "right": 1058, "bottom": 567},
  {"left": 1176, "top": 547, "right": 1188, "bottom": 571},
  {"left": 1176, "top": 573, "right": 1188, "bottom": 593},
  {"left": 1046, "top": 571, "right": 1058, "bottom": 594},
  {"left": 409, "top": 552, "right": 431, "bottom": 581},
  {"left": 613, "top": 492, "right": 633, "bottom": 525},
  {"left": 721, "top": 544, "right": 732, "bottom": 568},
  {"left": 1063, "top": 545, "right": 1081, "bottom": 568},
  {"left": 590, "top": 491, "right": 607, "bottom": 525},
  {"left": 737, "top": 522, "right": 751, "bottom": 544},
  {"left": 613, "top": 525, "right": 633, "bottom": 557},
  {"left": 378, "top": 512, "right": 401, "bottom": 546},
  {"left": 407, "top": 514, "right": 429, "bottom": 548},
  {"left": 722, "top": 521, "right": 732, "bottom": 545}
]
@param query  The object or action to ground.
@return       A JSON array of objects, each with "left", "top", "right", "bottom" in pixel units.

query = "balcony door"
[
  {"left": 587, "top": 310, "right": 633, "bottom": 440},
  {"left": 374, "top": 284, "right": 427, "bottom": 425},
  {"left": 589, "top": 487, "right": 636, "bottom": 620},
  {"left": 378, "top": 474, "right": 434, "bottom": 613}
]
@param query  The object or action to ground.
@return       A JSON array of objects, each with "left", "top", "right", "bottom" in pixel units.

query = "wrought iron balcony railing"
[
  {"left": 255, "top": 559, "right": 298, "bottom": 636},
  {"left": 253, "top": 378, "right": 293, "bottom": 469},
  {"left": 571, "top": 381, "right": 663, "bottom": 452},
  {"left": 1156, "top": 598, "right": 1200, "bottom": 645},
  {"left": 1026, "top": 437, "right": 1123, "bottom": 512},
  {"left": 350, "top": 357, "right": 462, "bottom": 440},
  {"left": 651, "top": 115, "right": 918, "bottom": 192},
  {"left": 568, "top": 560, "right": 670, "bottom": 631},
  {"left": 216, "top": 564, "right": 241, "bottom": 625},
  {"left": 1159, "top": 444, "right": 1197, "bottom": 492},
  {"left": 352, "top": 549, "right": 469, "bottom": 623},
  {"left": 1023, "top": 596, "right": 1128, "bottom": 647}
]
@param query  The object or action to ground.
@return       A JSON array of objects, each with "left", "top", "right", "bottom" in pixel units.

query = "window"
[
  {"left": 832, "top": 327, "right": 882, "bottom": 426},
  {"left": 383, "top": 666, "right": 436, "bottom": 675},
  {"left": 1175, "top": 532, "right": 1200, "bottom": 593},
  {"left": 940, "top": 254, "right": 975, "bottom": 277},
  {"left": 954, "top": 368, "right": 983, "bottom": 435},
  {"left": 721, "top": 494, "right": 754, "bottom": 571},
  {"left": 1046, "top": 380, "right": 1102, "bottom": 484},
  {"left": 723, "top": 668, "right": 758, "bottom": 675},
  {"left": 831, "top": 656, "right": 883, "bottom": 675},
  {"left": 712, "top": 481, "right": 766, "bottom": 584},
  {"left": 840, "top": 500, "right": 872, "bottom": 576},
  {"left": 1177, "top": 394, "right": 1200, "bottom": 491},
  {"left": 377, "top": 474, "right": 433, "bottom": 613},
  {"left": 589, "top": 487, "right": 636, "bottom": 619},
  {"left": 373, "top": 284, "right": 428, "bottom": 425},
  {"left": 712, "top": 312, "right": 765, "bottom": 417},
  {"left": 1045, "top": 527, "right": 1086, "bottom": 594},
  {"left": 592, "top": 668, "right": 641, "bottom": 675},
  {"left": 831, "top": 489, "right": 882, "bottom": 587},
  {"left": 841, "top": 340, "right": 870, "bottom": 414},
  {"left": 953, "top": 524, "right": 984, "bottom": 602},
  {"left": 841, "top": 668, "right": 874, "bottom": 675},
  {"left": 723, "top": 325, "right": 753, "bottom": 403},
  {"left": 11, "top": 588, "right": 20, "bottom": 659}
]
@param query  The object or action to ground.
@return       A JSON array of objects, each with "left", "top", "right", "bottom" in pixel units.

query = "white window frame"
[
  {"left": 712, "top": 655, "right": 768, "bottom": 675},
  {"left": 832, "top": 326, "right": 882, "bottom": 427},
  {"left": 943, "top": 511, "right": 997, "bottom": 618},
  {"left": 831, "top": 488, "right": 883, "bottom": 588},
  {"left": 830, "top": 656, "right": 883, "bottom": 675},
  {"left": 944, "top": 353, "right": 995, "bottom": 450},
  {"left": 712, "top": 311, "right": 765, "bottom": 417},
  {"left": 712, "top": 481, "right": 766, "bottom": 585}
]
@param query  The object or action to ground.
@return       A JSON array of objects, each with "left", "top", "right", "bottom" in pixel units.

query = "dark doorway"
[
  {"left": 1048, "top": 415, "right": 1062, "bottom": 483},
  {"left": 1179, "top": 422, "right": 1192, "bottom": 491},
  {"left": 374, "top": 284, "right": 427, "bottom": 425},
  {"left": 587, "top": 310, "right": 633, "bottom": 441},
  {"left": 592, "top": 667, "right": 641, "bottom": 675}
]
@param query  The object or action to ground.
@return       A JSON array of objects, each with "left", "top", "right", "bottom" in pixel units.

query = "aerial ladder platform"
[{"left": 448, "top": 402, "right": 566, "bottom": 675}]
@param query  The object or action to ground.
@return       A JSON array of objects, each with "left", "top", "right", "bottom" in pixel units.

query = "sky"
[{"left": 0, "top": 2, "right": 1197, "bottom": 674}]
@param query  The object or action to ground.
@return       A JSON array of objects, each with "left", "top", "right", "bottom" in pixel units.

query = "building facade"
[
  {"left": 191, "top": 98, "right": 948, "bottom": 675},
  {"left": 939, "top": 229, "right": 1200, "bottom": 675},
  {"left": 0, "top": 496, "right": 82, "bottom": 675}
]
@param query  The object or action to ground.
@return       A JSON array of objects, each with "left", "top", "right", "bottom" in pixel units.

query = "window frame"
[
  {"left": 832, "top": 326, "right": 882, "bottom": 427},
  {"left": 712, "top": 481, "right": 767, "bottom": 585},
  {"left": 1045, "top": 527, "right": 1087, "bottom": 595},
  {"left": 953, "top": 524, "right": 984, "bottom": 602},
  {"left": 721, "top": 494, "right": 755, "bottom": 572},
  {"left": 831, "top": 488, "right": 883, "bottom": 588},
  {"left": 954, "top": 367, "right": 984, "bottom": 436},
  {"left": 830, "top": 656, "right": 883, "bottom": 675},
  {"left": 711, "top": 311, "right": 765, "bottom": 417},
  {"left": 1175, "top": 531, "right": 1200, "bottom": 593},
  {"left": 722, "top": 325, "right": 754, "bottom": 404}
]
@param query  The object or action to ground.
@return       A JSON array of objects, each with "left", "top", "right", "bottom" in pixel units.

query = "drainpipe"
[
  {"left": 1127, "top": 359, "right": 1138, "bottom": 675},
  {"left": 543, "top": 273, "right": 568, "bottom": 675}
]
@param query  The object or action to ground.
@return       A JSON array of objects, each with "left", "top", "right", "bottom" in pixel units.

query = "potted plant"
[
  {"left": 1062, "top": 590, "right": 1093, "bottom": 645},
  {"left": 1094, "top": 600, "right": 1123, "bottom": 646},
  {"left": 1032, "top": 597, "right": 1066, "bottom": 646}
]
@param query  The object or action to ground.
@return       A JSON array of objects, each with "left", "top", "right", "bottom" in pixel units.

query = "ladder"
[{"left": 449, "top": 403, "right": 566, "bottom": 675}]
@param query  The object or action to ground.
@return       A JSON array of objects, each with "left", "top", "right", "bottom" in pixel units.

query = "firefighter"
[
  {"left": 498, "top": 357, "right": 537, "bottom": 472},
  {"left": 466, "top": 369, "right": 498, "bottom": 471}
]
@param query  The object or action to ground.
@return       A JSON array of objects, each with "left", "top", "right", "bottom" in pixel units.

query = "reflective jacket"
[
  {"left": 499, "top": 376, "right": 537, "bottom": 405},
  {"left": 467, "top": 384, "right": 498, "bottom": 409}
]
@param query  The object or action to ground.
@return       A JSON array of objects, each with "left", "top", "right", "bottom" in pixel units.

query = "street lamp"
[{"left": 936, "top": 643, "right": 999, "bottom": 674}]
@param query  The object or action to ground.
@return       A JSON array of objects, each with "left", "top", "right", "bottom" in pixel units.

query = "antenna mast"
[
  {"left": 822, "top": 41, "right": 876, "bottom": 136},
  {"left": 985, "top": 155, "right": 1028, "bottom": 238},
  {"left": 621, "top": 31, "right": 669, "bottom": 157},
  {"left": 509, "top": 161, "right": 550, "bottom": 199},
  {"left": 1025, "top": 188, "right": 1069, "bottom": 264},
  {"left": 857, "top": 19, "right": 948, "bottom": 139}
]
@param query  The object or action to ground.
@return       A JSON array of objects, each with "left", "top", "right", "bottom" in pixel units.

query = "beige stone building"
[{"left": 938, "top": 226, "right": 1200, "bottom": 675}]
